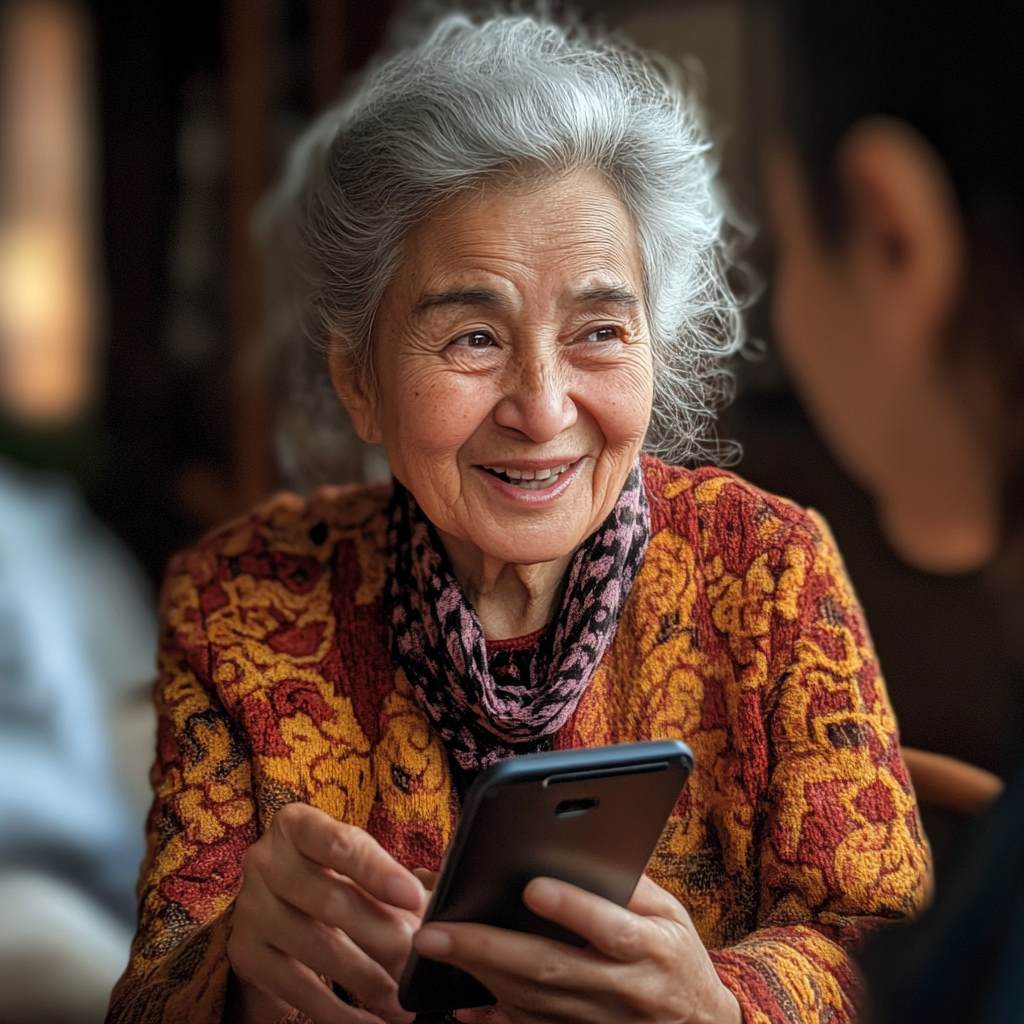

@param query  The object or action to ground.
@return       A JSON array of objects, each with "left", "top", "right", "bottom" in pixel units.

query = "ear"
[
  {"left": 326, "top": 343, "right": 384, "bottom": 445},
  {"left": 837, "top": 117, "right": 965, "bottom": 371}
]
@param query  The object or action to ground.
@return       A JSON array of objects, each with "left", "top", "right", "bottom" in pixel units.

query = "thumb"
[{"left": 413, "top": 868, "right": 440, "bottom": 893}]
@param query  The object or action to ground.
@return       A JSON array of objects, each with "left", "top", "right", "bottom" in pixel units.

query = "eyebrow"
[
  {"left": 571, "top": 285, "right": 641, "bottom": 308},
  {"left": 411, "top": 283, "right": 641, "bottom": 317},
  {"left": 412, "top": 288, "right": 505, "bottom": 315}
]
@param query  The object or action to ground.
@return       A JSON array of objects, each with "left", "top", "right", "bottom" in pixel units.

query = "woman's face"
[{"left": 338, "top": 170, "right": 654, "bottom": 567}]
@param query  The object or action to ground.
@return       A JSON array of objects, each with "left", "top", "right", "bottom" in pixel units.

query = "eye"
[
  {"left": 583, "top": 326, "right": 620, "bottom": 343},
  {"left": 450, "top": 330, "right": 496, "bottom": 349}
]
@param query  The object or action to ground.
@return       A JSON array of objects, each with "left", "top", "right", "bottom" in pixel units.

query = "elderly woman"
[{"left": 107, "top": 15, "right": 927, "bottom": 1024}]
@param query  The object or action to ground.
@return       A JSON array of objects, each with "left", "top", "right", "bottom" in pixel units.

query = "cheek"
[
  {"left": 773, "top": 252, "right": 849, "bottom": 365},
  {"left": 578, "top": 359, "right": 654, "bottom": 447},
  {"left": 772, "top": 256, "right": 814, "bottom": 359},
  {"left": 384, "top": 369, "right": 497, "bottom": 464}
]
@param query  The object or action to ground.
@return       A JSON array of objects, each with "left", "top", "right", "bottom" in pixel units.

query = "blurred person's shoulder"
[
  {"left": 642, "top": 454, "right": 835, "bottom": 568},
  {"left": 164, "top": 480, "right": 393, "bottom": 602}
]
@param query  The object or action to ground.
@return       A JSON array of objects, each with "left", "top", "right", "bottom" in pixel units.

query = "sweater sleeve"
[
  {"left": 106, "top": 558, "right": 258, "bottom": 1024},
  {"left": 708, "top": 509, "right": 931, "bottom": 1023}
]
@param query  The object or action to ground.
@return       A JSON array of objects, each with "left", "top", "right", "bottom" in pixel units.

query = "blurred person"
[
  {"left": 107, "top": 14, "right": 928, "bottom": 1024},
  {"left": 767, "top": 0, "right": 1024, "bottom": 1020},
  {"left": 0, "top": 458, "right": 157, "bottom": 1024}
]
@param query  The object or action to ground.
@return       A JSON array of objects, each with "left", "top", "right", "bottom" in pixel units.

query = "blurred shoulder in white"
[{"left": 0, "top": 457, "right": 157, "bottom": 1024}]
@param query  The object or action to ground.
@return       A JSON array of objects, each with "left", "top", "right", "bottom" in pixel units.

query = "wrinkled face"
[{"left": 357, "top": 170, "right": 654, "bottom": 566}]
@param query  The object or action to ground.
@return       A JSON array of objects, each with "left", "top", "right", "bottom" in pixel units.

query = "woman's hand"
[
  {"left": 225, "top": 802, "right": 429, "bottom": 1024},
  {"left": 412, "top": 875, "right": 742, "bottom": 1024}
]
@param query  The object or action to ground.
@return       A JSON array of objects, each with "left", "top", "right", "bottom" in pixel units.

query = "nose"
[{"left": 492, "top": 354, "right": 577, "bottom": 443}]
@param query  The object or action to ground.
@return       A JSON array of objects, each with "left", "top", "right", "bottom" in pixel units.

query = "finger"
[
  {"left": 227, "top": 967, "right": 295, "bottom": 1024},
  {"left": 522, "top": 878, "right": 654, "bottom": 962},
  {"left": 232, "top": 934, "right": 388, "bottom": 1024},
  {"left": 279, "top": 804, "right": 426, "bottom": 912},
  {"left": 252, "top": 864, "right": 419, "bottom": 983},
  {"left": 417, "top": 924, "right": 641, "bottom": 1024},
  {"left": 257, "top": 805, "right": 415, "bottom": 922},
  {"left": 627, "top": 874, "right": 692, "bottom": 922},
  {"left": 415, "top": 921, "right": 610, "bottom": 992},
  {"left": 413, "top": 868, "right": 440, "bottom": 892},
  {"left": 455, "top": 1006, "right": 513, "bottom": 1024},
  {"left": 255, "top": 880, "right": 414, "bottom": 1019},
  {"left": 258, "top": 864, "right": 418, "bottom": 978}
]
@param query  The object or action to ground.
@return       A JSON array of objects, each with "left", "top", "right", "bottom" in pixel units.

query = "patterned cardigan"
[{"left": 107, "top": 458, "right": 929, "bottom": 1024}]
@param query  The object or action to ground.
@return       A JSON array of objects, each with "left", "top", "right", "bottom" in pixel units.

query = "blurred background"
[
  {"left": 0, "top": 0, "right": 781, "bottom": 585},
  {"left": 0, "top": 1, "right": 1014, "bottom": 1021}
]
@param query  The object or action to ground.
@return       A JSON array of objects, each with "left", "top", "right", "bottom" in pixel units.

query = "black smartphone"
[{"left": 397, "top": 739, "right": 694, "bottom": 1014}]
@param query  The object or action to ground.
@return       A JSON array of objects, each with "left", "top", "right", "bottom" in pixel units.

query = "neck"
[{"left": 436, "top": 530, "right": 574, "bottom": 640}]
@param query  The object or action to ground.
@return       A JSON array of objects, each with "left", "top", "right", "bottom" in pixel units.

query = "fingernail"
[
  {"left": 415, "top": 927, "right": 452, "bottom": 957},
  {"left": 525, "top": 877, "right": 560, "bottom": 913},
  {"left": 385, "top": 874, "right": 424, "bottom": 909}
]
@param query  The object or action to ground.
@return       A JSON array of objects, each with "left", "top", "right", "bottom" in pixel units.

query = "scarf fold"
[{"left": 384, "top": 461, "right": 650, "bottom": 771}]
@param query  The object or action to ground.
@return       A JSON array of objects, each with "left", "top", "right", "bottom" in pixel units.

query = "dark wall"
[{"left": 90, "top": 1, "right": 223, "bottom": 581}]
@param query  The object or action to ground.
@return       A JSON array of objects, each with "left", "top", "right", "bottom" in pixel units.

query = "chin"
[{"left": 473, "top": 529, "right": 581, "bottom": 567}]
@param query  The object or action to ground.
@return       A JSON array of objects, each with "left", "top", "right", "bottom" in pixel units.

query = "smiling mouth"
[{"left": 480, "top": 462, "right": 575, "bottom": 490}]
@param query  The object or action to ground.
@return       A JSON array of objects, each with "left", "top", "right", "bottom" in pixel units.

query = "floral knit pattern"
[
  {"left": 385, "top": 459, "right": 650, "bottom": 771},
  {"left": 106, "top": 457, "right": 930, "bottom": 1024}
]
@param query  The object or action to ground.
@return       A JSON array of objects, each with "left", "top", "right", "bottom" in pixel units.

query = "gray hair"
[{"left": 258, "top": 12, "right": 748, "bottom": 490}]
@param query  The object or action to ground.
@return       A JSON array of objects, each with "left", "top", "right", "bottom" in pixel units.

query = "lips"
[{"left": 480, "top": 462, "right": 573, "bottom": 490}]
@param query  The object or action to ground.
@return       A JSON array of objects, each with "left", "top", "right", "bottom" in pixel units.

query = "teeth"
[{"left": 482, "top": 461, "right": 574, "bottom": 487}]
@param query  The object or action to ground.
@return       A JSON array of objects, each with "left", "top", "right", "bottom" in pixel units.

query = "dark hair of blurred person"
[{"left": 768, "top": 2, "right": 1024, "bottom": 1021}]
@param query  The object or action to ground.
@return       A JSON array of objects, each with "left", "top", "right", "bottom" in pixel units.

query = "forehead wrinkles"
[
  {"left": 408, "top": 223, "right": 643, "bottom": 319},
  {"left": 398, "top": 171, "right": 644, "bottom": 303}
]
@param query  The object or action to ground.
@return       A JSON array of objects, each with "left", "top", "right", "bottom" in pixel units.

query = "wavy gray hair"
[{"left": 258, "top": 12, "right": 747, "bottom": 490}]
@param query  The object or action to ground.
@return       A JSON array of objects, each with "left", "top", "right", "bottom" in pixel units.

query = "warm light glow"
[{"left": 0, "top": 1, "right": 96, "bottom": 426}]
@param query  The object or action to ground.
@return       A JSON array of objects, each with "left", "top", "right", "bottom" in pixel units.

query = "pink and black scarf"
[{"left": 384, "top": 461, "right": 650, "bottom": 772}]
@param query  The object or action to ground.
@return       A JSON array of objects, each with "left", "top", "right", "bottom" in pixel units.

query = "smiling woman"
[
  {"left": 263, "top": 15, "right": 743, "bottom": 493},
  {"left": 333, "top": 172, "right": 654, "bottom": 641},
  {"left": 106, "top": 13, "right": 928, "bottom": 1024}
]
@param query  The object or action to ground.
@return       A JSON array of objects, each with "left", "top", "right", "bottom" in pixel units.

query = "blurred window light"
[{"left": 0, "top": 1, "right": 96, "bottom": 427}]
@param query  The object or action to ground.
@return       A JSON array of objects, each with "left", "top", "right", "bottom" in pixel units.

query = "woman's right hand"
[{"left": 226, "top": 802, "right": 429, "bottom": 1024}]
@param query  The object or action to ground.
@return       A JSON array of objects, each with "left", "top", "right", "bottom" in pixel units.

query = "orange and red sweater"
[{"left": 107, "top": 459, "right": 929, "bottom": 1024}]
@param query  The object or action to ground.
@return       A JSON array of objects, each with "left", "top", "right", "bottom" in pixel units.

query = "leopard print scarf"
[{"left": 384, "top": 461, "right": 650, "bottom": 772}]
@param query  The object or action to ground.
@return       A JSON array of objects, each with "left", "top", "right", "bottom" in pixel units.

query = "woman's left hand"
[{"left": 412, "top": 875, "right": 742, "bottom": 1024}]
